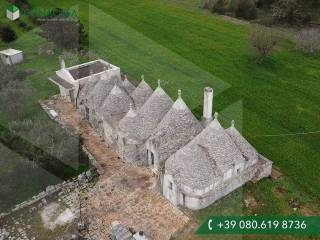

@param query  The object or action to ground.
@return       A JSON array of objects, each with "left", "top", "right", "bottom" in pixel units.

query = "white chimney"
[
  {"left": 202, "top": 87, "right": 213, "bottom": 127},
  {"left": 60, "top": 57, "right": 66, "bottom": 69}
]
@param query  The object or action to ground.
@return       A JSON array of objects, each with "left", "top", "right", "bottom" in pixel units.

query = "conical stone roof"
[
  {"left": 119, "top": 105, "right": 141, "bottom": 141},
  {"left": 87, "top": 74, "right": 122, "bottom": 111},
  {"left": 166, "top": 113, "right": 245, "bottom": 190},
  {"left": 122, "top": 75, "right": 135, "bottom": 94},
  {"left": 226, "top": 121, "right": 258, "bottom": 162},
  {"left": 130, "top": 78, "right": 153, "bottom": 109},
  {"left": 98, "top": 84, "right": 133, "bottom": 128},
  {"left": 149, "top": 90, "right": 203, "bottom": 164},
  {"left": 120, "top": 84, "right": 173, "bottom": 142}
]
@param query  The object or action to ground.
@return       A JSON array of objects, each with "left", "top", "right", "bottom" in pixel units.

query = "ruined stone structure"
[{"left": 50, "top": 59, "right": 272, "bottom": 210}]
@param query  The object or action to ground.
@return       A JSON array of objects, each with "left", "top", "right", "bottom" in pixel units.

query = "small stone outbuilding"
[
  {"left": 6, "top": 5, "right": 20, "bottom": 21},
  {"left": 0, "top": 49, "right": 23, "bottom": 65}
]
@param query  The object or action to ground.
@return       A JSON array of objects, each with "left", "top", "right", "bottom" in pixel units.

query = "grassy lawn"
[{"left": 1, "top": 0, "right": 320, "bottom": 238}]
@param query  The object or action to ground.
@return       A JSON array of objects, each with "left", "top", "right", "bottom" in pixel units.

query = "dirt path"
[{"left": 44, "top": 97, "right": 189, "bottom": 240}]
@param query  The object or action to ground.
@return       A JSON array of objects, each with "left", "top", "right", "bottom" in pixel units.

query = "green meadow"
[{"left": 1, "top": 0, "right": 320, "bottom": 238}]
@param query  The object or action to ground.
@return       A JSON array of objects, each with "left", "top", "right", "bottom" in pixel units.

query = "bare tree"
[
  {"left": 295, "top": 28, "right": 320, "bottom": 54},
  {"left": 249, "top": 25, "right": 278, "bottom": 62}
]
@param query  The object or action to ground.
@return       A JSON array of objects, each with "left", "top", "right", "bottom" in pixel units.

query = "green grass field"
[{"left": 1, "top": 0, "right": 320, "bottom": 238}]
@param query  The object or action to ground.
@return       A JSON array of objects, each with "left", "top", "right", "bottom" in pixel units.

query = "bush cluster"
[
  {"left": 212, "top": 0, "right": 226, "bottom": 14},
  {"left": 18, "top": 20, "right": 33, "bottom": 31},
  {"left": 204, "top": 0, "right": 318, "bottom": 24},
  {"left": 256, "top": 0, "right": 276, "bottom": 8},
  {"left": 235, "top": 0, "right": 257, "bottom": 20},
  {"left": 0, "top": 26, "right": 17, "bottom": 43},
  {"left": 12, "top": 0, "right": 30, "bottom": 10},
  {"left": 205, "top": 0, "right": 258, "bottom": 20},
  {"left": 295, "top": 28, "right": 320, "bottom": 55},
  {"left": 272, "top": 0, "right": 311, "bottom": 25}
]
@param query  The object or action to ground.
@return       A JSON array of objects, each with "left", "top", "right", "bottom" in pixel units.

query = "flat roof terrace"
[{"left": 68, "top": 60, "right": 109, "bottom": 80}]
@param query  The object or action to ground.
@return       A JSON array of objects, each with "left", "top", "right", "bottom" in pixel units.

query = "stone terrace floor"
[{"left": 44, "top": 97, "right": 189, "bottom": 240}]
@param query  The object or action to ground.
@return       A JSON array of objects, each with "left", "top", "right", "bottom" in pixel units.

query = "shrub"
[
  {"left": 212, "top": 0, "right": 226, "bottom": 14},
  {"left": 203, "top": 0, "right": 238, "bottom": 15},
  {"left": 249, "top": 25, "right": 278, "bottom": 62},
  {"left": 256, "top": 15, "right": 275, "bottom": 26},
  {"left": 256, "top": 0, "right": 276, "bottom": 8},
  {"left": 203, "top": 0, "right": 214, "bottom": 10},
  {"left": 18, "top": 21, "right": 27, "bottom": 29},
  {"left": 13, "top": 0, "right": 30, "bottom": 10},
  {"left": 272, "top": 0, "right": 310, "bottom": 25},
  {"left": 295, "top": 28, "right": 320, "bottom": 54},
  {"left": 17, "top": 20, "right": 32, "bottom": 31},
  {"left": 0, "top": 26, "right": 17, "bottom": 43},
  {"left": 235, "top": 0, "right": 257, "bottom": 20},
  {"left": 311, "top": 0, "right": 320, "bottom": 7},
  {"left": 227, "top": 0, "right": 238, "bottom": 11}
]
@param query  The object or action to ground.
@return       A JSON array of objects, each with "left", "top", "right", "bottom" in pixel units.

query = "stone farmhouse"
[{"left": 50, "top": 58, "right": 272, "bottom": 210}]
